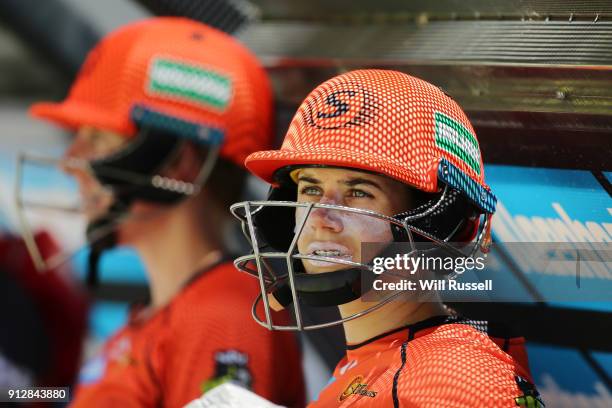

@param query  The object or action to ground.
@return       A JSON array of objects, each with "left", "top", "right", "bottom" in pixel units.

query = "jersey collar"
[{"left": 345, "top": 314, "right": 454, "bottom": 360}]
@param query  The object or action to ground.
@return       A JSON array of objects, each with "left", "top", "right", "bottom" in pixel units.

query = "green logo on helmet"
[
  {"left": 434, "top": 112, "right": 481, "bottom": 176},
  {"left": 148, "top": 57, "right": 232, "bottom": 110}
]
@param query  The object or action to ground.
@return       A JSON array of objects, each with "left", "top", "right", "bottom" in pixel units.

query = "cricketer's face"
[{"left": 294, "top": 167, "right": 412, "bottom": 274}]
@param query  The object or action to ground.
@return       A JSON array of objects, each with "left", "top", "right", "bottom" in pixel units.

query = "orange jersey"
[
  {"left": 71, "top": 261, "right": 305, "bottom": 408},
  {"left": 310, "top": 315, "right": 543, "bottom": 408}
]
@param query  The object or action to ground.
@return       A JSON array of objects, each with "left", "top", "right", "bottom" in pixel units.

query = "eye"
[
  {"left": 348, "top": 189, "right": 373, "bottom": 198},
  {"left": 299, "top": 185, "right": 321, "bottom": 196}
]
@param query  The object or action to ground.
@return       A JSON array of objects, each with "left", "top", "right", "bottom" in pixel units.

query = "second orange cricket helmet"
[{"left": 31, "top": 16, "right": 272, "bottom": 167}]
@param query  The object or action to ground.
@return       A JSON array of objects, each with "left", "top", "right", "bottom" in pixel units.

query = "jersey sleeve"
[{"left": 394, "top": 330, "right": 542, "bottom": 407}]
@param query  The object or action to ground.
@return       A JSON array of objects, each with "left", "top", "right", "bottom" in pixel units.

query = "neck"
[
  {"left": 132, "top": 198, "right": 224, "bottom": 309},
  {"left": 339, "top": 296, "right": 448, "bottom": 345}
]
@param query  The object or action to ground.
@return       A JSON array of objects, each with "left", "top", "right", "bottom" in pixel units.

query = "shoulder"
[
  {"left": 395, "top": 319, "right": 534, "bottom": 407},
  {"left": 405, "top": 318, "right": 526, "bottom": 374}
]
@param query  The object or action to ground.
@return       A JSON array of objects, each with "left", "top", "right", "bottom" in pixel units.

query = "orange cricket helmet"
[{"left": 246, "top": 69, "right": 494, "bottom": 213}]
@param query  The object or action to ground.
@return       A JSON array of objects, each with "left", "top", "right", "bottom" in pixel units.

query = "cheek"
[
  {"left": 345, "top": 212, "right": 393, "bottom": 242},
  {"left": 295, "top": 207, "right": 308, "bottom": 253},
  {"left": 345, "top": 213, "right": 392, "bottom": 263},
  {"left": 294, "top": 208, "right": 393, "bottom": 258},
  {"left": 294, "top": 207, "right": 306, "bottom": 229}
]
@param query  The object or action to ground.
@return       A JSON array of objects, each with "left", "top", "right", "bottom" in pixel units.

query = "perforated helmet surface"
[
  {"left": 245, "top": 69, "right": 495, "bottom": 213},
  {"left": 30, "top": 17, "right": 272, "bottom": 166}
]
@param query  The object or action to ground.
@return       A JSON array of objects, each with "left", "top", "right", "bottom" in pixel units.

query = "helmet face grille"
[{"left": 230, "top": 193, "right": 494, "bottom": 331}]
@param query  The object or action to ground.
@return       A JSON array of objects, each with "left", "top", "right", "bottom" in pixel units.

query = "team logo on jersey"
[
  {"left": 338, "top": 376, "right": 378, "bottom": 401},
  {"left": 514, "top": 375, "right": 545, "bottom": 407},
  {"left": 201, "top": 350, "right": 252, "bottom": 393},
  {"left": 305, "top": 84, "right": 379, "bottom": 130},
  {"left": 434, "top": 111, "right": 482, "bottom": 176}
]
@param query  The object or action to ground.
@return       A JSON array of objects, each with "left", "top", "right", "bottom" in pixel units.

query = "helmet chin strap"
[
  {"left": 86, "top": 236, "right": 111, "bottom": 287},
  {"left": 270, "top": 268, "right": 363, "bottom": 308},
  {"left": 84, "top": 194, "right": 139, "bottom": 287}
]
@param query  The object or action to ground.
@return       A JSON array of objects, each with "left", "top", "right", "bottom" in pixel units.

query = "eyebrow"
[
  {"left": 297, "top": 175, "right": 320, "bottom": 184},
  {"left": 344, "top": 177, "right": 382, "bottom": 191},
  {"left": 297, "top": 175, "right": 383, "bottom": 191}
]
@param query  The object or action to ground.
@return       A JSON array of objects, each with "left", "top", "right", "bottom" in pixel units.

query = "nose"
[
  {"left": 60, "top": 142, "right": 85, "bottom": 177},
  {"left": 307, "top": 195, "right": 344, "bottom": 233},
  {"left": 64, "top": 128, "right": 92, "bottom": 159},
  {"left": 60, "top": 132, "right": 93, "bottom": 181}
]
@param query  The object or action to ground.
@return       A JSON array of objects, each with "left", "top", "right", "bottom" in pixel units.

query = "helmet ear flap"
[
  {"left": 252, "top": 185, "right": 297, "bottom": 252},
  {"left": 452, "top": 216, "right": 479, "bottom": 243},
  {"left": 90, "top": 128, "right": 186, "bottom": 204},
  {"left": 394, "top": 187, "right": 480, "bottom": 243}
]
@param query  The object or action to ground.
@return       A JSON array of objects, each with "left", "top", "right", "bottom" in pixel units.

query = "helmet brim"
[
  {"left": 245, "top": 148, "right": 438, "bottom": 192},
  {"left": 30, "top": 100, "right": 135, "bottom": 137}
]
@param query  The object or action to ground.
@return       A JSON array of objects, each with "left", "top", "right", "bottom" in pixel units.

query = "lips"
[{"left": 303, "top": 241, "right": 353, "bottom": 268}]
